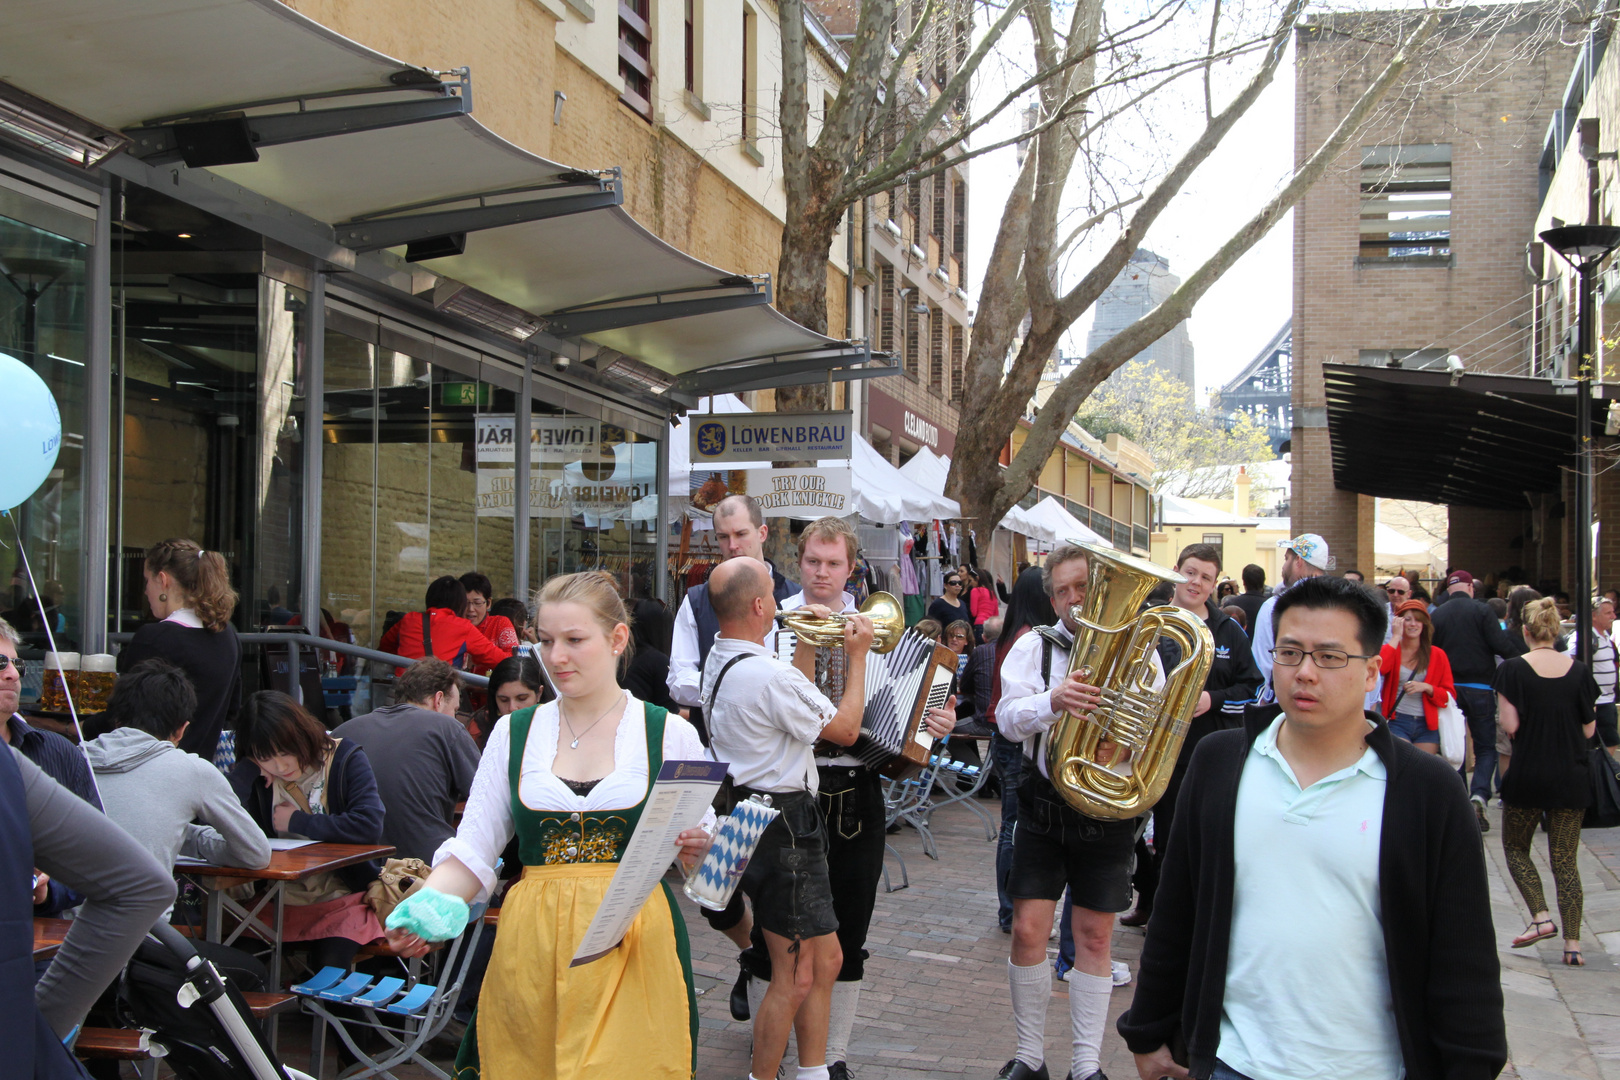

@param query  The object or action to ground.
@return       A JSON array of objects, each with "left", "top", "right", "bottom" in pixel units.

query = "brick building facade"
[{"left": 1292, "top": 6, "right": 1573, "bottom": 580}]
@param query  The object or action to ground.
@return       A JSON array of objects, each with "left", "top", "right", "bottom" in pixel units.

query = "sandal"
[
  {"left": 1564, "top": 949, "right": 1586, "bottom": 967},
  {"left": 1512, "top": 919, "right": 1557, "bottom": 948}
]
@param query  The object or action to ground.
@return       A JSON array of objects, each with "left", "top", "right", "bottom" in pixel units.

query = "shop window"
[
  {"left": 1360, "top": 144, "right": 1450, "bottom": 259},
  {"left": 619, "top": 0, "right": 653, "bottom": 118},
  {"left": 0, "top": 212, "right": 87, "bottom": 651}
]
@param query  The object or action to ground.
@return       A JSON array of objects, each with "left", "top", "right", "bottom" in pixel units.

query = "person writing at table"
[
  {"left": 230, "top": 691, "right": 386, "bottom": 974},
  {"left": 383, "top": 571, "right": 713, "bottom": 1080}
]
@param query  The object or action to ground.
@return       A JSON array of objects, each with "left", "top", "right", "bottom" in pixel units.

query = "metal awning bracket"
[
  {"left": 124, "top": 69, "right": 473, "bottom": 168},
  {"left": 546, "top": 277, "right": 771, "bottom": 336},
  {"left": 334, "top": 173, "right": 623, "bottom": 255}
]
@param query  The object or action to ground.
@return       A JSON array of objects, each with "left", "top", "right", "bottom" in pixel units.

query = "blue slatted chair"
[{"left": 301, "top": 896, "right": 491, "bottom": 1079}]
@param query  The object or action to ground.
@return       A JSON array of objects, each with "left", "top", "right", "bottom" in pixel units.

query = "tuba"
[
  {"left": 775, "top": 591, "right": 906, "bottom": 654},
  {"left": 1043, "top": 542, "right": 1214, "bottom": 821}
]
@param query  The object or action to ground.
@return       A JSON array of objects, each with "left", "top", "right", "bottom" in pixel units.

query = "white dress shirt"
[
  {"left": 701, "top": 635, "right": 836, "bottom": 795},
  {"left": 434, "top": 694, "right": 713, "bottom": 902},
  {"left": 997, "top": 626, "right": 1165, "bottom": 780},
  {"left": 779, "top": 590, "right": 862, "bottom": 769}
]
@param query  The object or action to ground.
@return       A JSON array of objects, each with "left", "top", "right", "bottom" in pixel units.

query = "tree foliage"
[{"left": 1075, "top": 362, "right": 1274, "bottom": 497}]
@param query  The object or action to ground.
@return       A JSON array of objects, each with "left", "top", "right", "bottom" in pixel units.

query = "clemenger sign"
[{"left": 690, "top": 410, "right": 853, "bottom": 463}]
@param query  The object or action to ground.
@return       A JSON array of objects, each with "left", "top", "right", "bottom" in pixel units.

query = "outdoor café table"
[
  {"left": 177, "top": 841, "right": 393, "bottom": 993},
  {"left": 34, "top": 917, "right": 70, "bottom": 962}
]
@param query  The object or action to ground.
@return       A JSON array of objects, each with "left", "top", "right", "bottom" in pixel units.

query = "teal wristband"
[{"left": 385, "top": 885, "right": 470, "bottom": 942}]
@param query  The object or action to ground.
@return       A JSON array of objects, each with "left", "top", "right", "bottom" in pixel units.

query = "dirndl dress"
[{"left": 454, "top": 702, "right": 697, "bottom": 1080}]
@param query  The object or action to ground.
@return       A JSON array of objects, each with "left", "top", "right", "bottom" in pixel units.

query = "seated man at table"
[
  {"left": 332, "top": 657, "right": 480, "bottom": 862},
  {"left": 85, "top": 658, "right": 272, "bottom": 890}
]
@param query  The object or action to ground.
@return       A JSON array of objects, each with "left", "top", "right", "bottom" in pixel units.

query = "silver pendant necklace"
[{"left": 561, "top": 692, "right": 623, "bottom": 749}]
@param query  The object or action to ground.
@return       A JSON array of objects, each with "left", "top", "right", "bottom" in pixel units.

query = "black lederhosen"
[{"left": 734, "top": 786, "right": 839, "bottom": 943}]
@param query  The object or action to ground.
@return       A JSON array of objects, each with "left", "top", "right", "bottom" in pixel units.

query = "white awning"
[
  {"left": 1025, "top": 497, "right": 1111, "bottom": 549},
  {"left": 4, "top": 0, "right": 883, "bottom": 389}
]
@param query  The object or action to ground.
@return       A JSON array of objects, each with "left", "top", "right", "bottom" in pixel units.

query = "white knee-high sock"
[
  {"left": 825, "top": 980, "right": 861, "bottom": 1064},
  {"left": 1009, "top": 959, "right": 1051, "bottom": 1069},
  {"left": 1068, "top": 969, "right": 1112, "bottom": 1079}
]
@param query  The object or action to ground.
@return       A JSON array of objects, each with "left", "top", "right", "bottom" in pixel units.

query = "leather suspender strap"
[{"left": 421, "top": 610, "right": 434, "bottom": 660}]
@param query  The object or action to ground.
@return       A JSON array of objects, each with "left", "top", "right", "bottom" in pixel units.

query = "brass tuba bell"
[
  {"left": 775, "top": 591, "right": 906, "bottom": 654},
  {"left": 1043, "top": 542, "right": 1214, "bottom": 821}
]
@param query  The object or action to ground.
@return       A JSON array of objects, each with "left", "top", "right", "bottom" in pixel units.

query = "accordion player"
[{"left": 777, "top": 593, "right": 958, "bottom": 777}]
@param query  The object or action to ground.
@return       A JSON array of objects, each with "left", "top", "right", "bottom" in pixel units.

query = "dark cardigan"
[
  {"left": 230, "top": 739, "right": 386, "bottom": 893},
  {"left": 1117, "top": 706, "right": 1505, "bottom": 1080}
]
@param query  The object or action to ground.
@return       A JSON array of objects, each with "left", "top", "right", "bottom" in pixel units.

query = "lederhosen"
[{"left": 705, "top": 653, "right": 839, "bottom": 946}]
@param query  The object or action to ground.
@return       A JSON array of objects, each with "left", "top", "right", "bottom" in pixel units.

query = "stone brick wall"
[{"left": 1293, "top": 10, "right": 1573, "bottom": 576}]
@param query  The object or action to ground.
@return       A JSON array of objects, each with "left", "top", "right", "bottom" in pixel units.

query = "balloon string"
[{"left": 2, "top": 510, "right": 102, "bottom": 806}]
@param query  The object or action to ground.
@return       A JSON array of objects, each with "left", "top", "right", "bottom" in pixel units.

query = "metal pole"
[
  {"left": 513, "top": 353, "right": 533, "bottom": 601},
  {"left": 301, "top": 273, "right": 326, "bottom": 631},
  {"left": 1577, "top": 258, "right": 1595, "bottom": 667},
  {"left": 655, "top": 428, "right": 669, "bottom": 603},
  {"left": 82, "top": 177, "right": 113, "bottom": 653}
]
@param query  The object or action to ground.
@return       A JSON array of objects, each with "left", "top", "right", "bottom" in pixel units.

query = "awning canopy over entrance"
[
  {"left": 3, "top": 0, "right": 888, "bottom": 396},
  {"left": 1323, "top": 363, "right": 1599, "bottom": 510}
]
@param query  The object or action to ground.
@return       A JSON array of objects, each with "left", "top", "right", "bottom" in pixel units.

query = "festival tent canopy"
[
  {"left": 896, "top": 447, "right": 1057, "bottom": 541},
  {"left": 1024, "top": 497, "right": 1111, "bottom": 548}
]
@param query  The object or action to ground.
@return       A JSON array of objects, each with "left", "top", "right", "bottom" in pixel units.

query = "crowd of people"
[{"left": 9, "top": 515, "right": 1613, "bottom": 1080}]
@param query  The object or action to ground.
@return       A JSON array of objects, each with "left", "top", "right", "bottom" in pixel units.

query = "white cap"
[
  {"left": 81, "top": 654, "right": 117, "bottom": 673},
  {"left": 44, "top": 652, "right": 80, "bottom": 670}
]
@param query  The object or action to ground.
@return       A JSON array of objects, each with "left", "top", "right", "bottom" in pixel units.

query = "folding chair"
[
  {"left": 293, "top": 898, "right": 487, "bottom": 1079},
  {"left": 927, "top": 737, "right": 997, "bottom": 841}
]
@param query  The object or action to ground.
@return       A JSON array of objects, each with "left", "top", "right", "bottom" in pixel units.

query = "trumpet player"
[
  {"left": 994, "top": 543, "right": 1164, "bottom": 1080},
  {"left": 753, "top": 517, "right": 954, "bottom": 1079}
]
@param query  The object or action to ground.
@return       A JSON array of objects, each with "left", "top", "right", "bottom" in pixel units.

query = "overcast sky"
[{"left": 964, "top": 24, "right": 1299, "bottom": 404}]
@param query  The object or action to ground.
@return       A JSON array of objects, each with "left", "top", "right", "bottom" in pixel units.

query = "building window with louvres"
[
  {"left": 905, "top": 305, "right": 920, "bottom": 378},
  {"left": 1359, "top": 144, "right": 1450, "bottom": 260},
  {"left": 619, "top": 0, "right": 652, "bottom": 119},
  {"left": 950, "top": 323, "right": 965, "bottom": 405},
  {"left": 929, "top": 309, "right": 944, "bottom": 392}
]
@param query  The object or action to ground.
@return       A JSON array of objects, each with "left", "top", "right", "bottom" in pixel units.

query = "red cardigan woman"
[
  {"left": 378, "top": 576, "right": 510, "bottom": 676},
  {"left": 1378, "top": 599, "right": 1454, "bottom": 753}
]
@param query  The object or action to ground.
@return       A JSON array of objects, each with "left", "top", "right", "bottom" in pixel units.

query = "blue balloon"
[{"left": 0, "top": 352, "right": 62, "bottom": 512}]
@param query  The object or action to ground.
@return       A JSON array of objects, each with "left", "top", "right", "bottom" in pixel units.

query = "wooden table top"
[
  {"left": 177, "top": 842, "right": 394, "bottom": 882},
  {"left": 34, "top": 917, "right": 70, "bottom": 960}
]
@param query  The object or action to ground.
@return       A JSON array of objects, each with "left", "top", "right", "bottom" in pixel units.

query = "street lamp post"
[{"left": 1539, "top": 224, "right": 1620, "bottom": 666}]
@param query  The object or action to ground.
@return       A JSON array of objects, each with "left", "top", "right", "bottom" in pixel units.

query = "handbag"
[
  {"left": 1436, "top": 698, "right": 1467, "bottom": 768},
  {"left": 1584, "top": 744, "right": 1620, "bottom": 829},
  {"left": 364, "top": 858, "right": 433, "bottom": 921}
]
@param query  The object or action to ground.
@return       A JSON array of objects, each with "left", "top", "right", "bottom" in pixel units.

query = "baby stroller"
[{"left": 106, "top": 922, "right": 312, "bottom": 1080}]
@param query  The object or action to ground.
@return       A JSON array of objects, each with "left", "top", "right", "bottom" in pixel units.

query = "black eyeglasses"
[
  {"left": 945, "top": 578, "right": 961, "bottom": 587},
  {"left": 1270, "top": 646, "right": 1377, "bottom": 669},
  {"left": 0, "top": 655, "right": 12, "bottom": 673}
]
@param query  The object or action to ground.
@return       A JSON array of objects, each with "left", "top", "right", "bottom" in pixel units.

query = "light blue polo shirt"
[{"left": 1218, "top": 716, "right": 1402, "bottom": 1080}]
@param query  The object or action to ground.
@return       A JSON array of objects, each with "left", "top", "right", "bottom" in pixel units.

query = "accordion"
[{"left": 851, "top": 629, "right": 959, "bottom": 778}]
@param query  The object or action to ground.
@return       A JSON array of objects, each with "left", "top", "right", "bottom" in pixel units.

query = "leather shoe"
[
  {"left": 729, "top": 967, "right": 751, "bottom": 1021},
  {"left": 1068, "top": 1072, "right": 1109, "bottom": 1080},
  {"left": 994, "top": 1060, "right": 1050, "bottom": 1080},
  {"left": 828, "top": 1063, "right": 850, "bottom": 1080},
  {"left": 1118, "top": 907, "right": 1151, "bottom": 927}
]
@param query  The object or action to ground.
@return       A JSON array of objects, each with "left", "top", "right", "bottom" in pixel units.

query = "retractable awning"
[
  {"left": 1322, "top": 363, "right": 1598, "bottom": 509},
  {"left": 3, "top": 0, "right": 888, "bottom": 392}
]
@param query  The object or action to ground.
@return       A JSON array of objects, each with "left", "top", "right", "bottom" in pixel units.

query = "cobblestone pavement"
[{"left": 279, "top": 792, "right": 1620, "bottom": 1080}]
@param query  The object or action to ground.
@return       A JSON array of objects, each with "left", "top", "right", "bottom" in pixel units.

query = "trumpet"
[{"left": 775, "top": 591, "right": 906, "bottom": 654}]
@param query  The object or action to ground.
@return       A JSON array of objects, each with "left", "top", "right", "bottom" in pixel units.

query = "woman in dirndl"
[{"left": 385, "top": 571, "right": 712, "bottom": 1079}]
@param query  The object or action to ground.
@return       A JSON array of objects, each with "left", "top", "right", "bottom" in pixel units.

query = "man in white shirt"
[
  {"left": 1250, "top": 534, "right": 1330, "bottom": 704},
  {"left": 1120, "top": 574, "right": 1504, "bottom": 1080},
  {"left": 702, "top": 556, "right": 872, "bottom": 1080},
  {"left": 753, "top": 517, "right": 953, "bottom": 1079},
  {"left": 666, "top": 492, "right": 794, "bottom": 1012},
  {"left": 994, "top": 543, "right": 1164, "bottom": 1080},
  {"left": 1567, "top": 596, "right": 1620, "bottom": 748}
]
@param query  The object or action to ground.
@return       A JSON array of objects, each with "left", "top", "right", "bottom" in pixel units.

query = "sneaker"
[
  {"left": 1472, "top": 796, "right": 1491, "bottom": 834},
  {"left": 1111, "top": 960, "right": 1131, "bottom": 987},
  {"left": 829, "top": 1063, "right": 851, "bottom": 1080},
  {"left": 994, "top": 1061, "right": 1051, "bottom": 1080}
]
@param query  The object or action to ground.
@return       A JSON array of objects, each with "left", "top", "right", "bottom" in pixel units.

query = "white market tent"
[
  {"left": 667, "top": 397, "right": 959, "bottom": 524},
  {"left": 1024, "top": 496, "right": 1111, "bottom": 548},
  {"left": 896, "top": 447, "right": 1072, "bottom": 543}
]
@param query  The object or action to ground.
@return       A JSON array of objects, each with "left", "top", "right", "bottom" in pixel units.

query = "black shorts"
[
  {"left": 736, "top": 789, "right": 839, "bottom": 941},
  {"left": 1007, "top": 770, "right": 1143, "bottom": 913}
]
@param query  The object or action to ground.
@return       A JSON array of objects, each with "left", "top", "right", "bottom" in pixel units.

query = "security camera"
[{"left": 552, "top": 355, "right": 571, "bottom": 373}]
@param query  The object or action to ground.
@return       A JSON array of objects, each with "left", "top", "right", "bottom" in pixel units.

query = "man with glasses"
[
  {"left": 1430, "top": 569, "right": 1524, "bottom": 831},
  {"left": 1120, "top": 575, "right": 1504, "bottom": 1080},
  {"left": 1250, "top": 535, "right": 1330, "bottom": 704},
  {"left": 992, "top": 543, "right": 1164, "bottom": 1080}
]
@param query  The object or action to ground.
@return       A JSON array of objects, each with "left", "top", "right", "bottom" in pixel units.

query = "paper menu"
[{"left": 570, "top": 759, "right": 728, "bottom": 966}]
